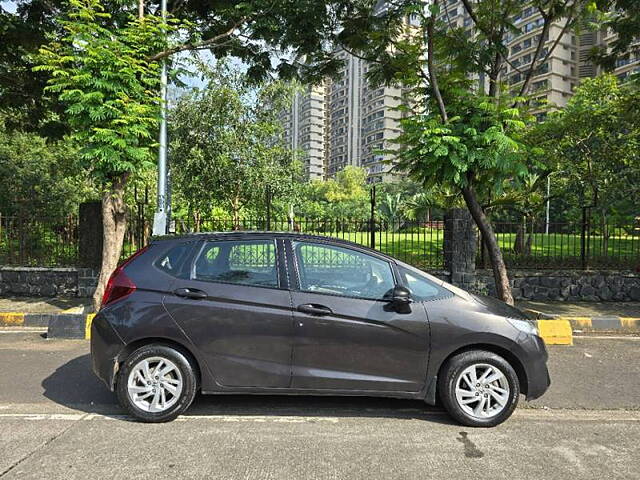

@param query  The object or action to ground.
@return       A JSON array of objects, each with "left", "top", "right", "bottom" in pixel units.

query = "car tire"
[
  {"left": 116, "top": 344, "right": 197, "bottom": 423},
  {"left": 438, "top": 350, "right": 520, "bottom": 427}
]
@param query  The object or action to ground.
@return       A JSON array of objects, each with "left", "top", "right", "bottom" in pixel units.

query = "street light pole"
[{"left": 152, "top": 0, "right": 169, "bottom": 236}]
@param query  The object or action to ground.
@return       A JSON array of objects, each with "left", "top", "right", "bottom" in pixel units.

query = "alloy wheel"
[
  {"left": 454, "top": 363, "right": 511, "bottom": 419},
  {"left": 127, "top": 356, "right": 184, "bottom": 413}
]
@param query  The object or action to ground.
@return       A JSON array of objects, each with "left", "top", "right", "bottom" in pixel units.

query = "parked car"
[{"left": 91, "top": 232, "right": 550, "bottom": 427}]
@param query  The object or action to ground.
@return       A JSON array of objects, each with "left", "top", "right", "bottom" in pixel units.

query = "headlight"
[{"left": 507, "top": 318, "right": 539, "bottom": 336}]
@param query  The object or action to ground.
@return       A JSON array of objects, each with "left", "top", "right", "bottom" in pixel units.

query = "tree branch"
[
  {"left": 426, "top": 0, "right": 448, "bottom": 123},
  {"left": 148, "top": 17, "right": 248, "bottom": 62}
]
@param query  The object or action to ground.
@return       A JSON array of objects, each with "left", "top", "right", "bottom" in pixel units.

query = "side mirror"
[{"left": 388, "top": 285, "right": 412, "bottom": 313}]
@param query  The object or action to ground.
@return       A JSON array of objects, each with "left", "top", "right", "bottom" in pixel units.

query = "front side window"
[
  {"left": 194, "top": 240, "right": 278, "bottom": 288},
  {"left": 293, "top": 242, "right": 394, "bottom": 300},
  {"left": 398, "top": 266, "right": 448, "bottom": 302}
]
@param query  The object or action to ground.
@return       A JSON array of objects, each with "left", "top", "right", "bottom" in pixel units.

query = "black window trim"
[
  {"left": 189, "top": 237, "right": 285, "bottom": 290},
  {"left": 287, "top": 238, "right": 398, "bottom": 302}
]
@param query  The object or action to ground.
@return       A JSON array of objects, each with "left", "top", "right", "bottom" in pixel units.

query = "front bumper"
[
  {"left": 524, "top": 335, "right": 551, "bottom": 400},
  {"left": 90, "top": 313, "right": 126, "bottom": 391}
]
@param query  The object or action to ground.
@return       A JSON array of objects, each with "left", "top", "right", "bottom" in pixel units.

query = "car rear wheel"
[
  {"left": 116, "top": 344, "right": 197, "bottom": 423},
  {"left": 438, "top": 350, "right": 520, "bottom": 427}
]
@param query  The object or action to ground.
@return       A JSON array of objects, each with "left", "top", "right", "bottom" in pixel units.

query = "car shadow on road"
[{"left": 42, "top": 353, "right": 456, "bottom": 425}]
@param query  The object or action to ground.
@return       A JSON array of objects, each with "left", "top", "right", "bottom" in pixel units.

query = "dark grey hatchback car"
[{"left": 91, "top": 232, "right": 550, "bottom": 427}]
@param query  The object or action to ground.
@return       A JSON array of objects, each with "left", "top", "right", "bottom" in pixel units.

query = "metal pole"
[
  {"left": 370, "top": 185, "right": 376, "bottom": 249},
  {"left": 545, "top": 175, "right": 550, "bottom": 235},
  {"left": 152, "top": 0, "right": 168, "bottom": 236}
]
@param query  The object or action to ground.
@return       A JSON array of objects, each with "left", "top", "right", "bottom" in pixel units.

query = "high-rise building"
[
  {"left": 281, "top": 52, "right": 408, "bottom": 183},
  {"left": 280, "top": 83, "right": 328, "bottom": 180},
  {"left": 327, "top": 51, "right": 363, "bottom": 178}
]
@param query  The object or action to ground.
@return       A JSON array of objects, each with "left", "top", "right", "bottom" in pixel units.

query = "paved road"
[{"left": 0, "top": 332, "right": 638, "bottom": 479}]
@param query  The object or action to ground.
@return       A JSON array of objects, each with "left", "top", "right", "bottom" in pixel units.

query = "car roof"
[{"left": 152, "top": 231, "right": 394, "bottom": 260}]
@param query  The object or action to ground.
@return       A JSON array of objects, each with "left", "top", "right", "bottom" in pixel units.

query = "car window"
[
  {"left": 194, "top": 240, "right": 279, "bottom": 288},
  {"left": 398, "top": 266, "right": 447, "bottom": 301},
  {"left": 155, "top": 243, "right": 191, "bottom": 276},
  {"left": 293, "top": 241, "right": 394, "bottom": 300}
]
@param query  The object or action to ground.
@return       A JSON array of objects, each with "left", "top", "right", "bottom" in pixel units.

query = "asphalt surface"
[{"left": 0, "top": 331, "right": 639, "bottom": 479}]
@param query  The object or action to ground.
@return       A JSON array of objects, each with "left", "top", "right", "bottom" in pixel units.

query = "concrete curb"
[
  {"left": 523, "top": 308, "right": 640, "bottom": 333},
  {"left": 0, "top": 312, "right": 95, "bottom": 339},
  {"left": 2, "top": 310, "right": 638, "bottom": 343}
]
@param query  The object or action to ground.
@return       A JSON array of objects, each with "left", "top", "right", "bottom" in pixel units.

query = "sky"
[{"left": 1, "top": 1, "right": 17, "bottom": 13}]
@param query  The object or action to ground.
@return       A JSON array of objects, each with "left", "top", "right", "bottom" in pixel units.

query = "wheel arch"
[
  {"left": 115, "top": 337, "right": 203, "bottom": 389},
  {"left": 438, "top": 343, "right": 529, "bottom": 397}
]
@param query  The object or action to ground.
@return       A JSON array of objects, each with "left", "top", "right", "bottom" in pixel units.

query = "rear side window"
[
  {"left": 194, "top": 240, "right": 279, "bottom": 288},
  {"left": 155, "top": 243, "right": 191, "bottom": 276}
]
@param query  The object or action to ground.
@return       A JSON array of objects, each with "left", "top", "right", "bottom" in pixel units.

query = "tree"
[
  {"left": 0, "top": 116, "right": 94, "bottom": 218},
  {"left": 170, "top": 63, "right": 300, "bottom": 229},
  {"left": 3, "top": 0, "right": 398, "bottom": 133},
  {"left": 357, "top": 0, "right": 598, "bottom": 304},
  {"left": 591, "top": 0, "right": 640, "bottom": 70},
  {"left": 530, "top": 74, "right": 640, "bottom": 243},
  {"left": 31, "top": 0, "right": 405, "bottom": 310},
  {"left": 297, "top": 166, "right": 370, "bottom": 219},
  {"left": 35, "top": 0, "right": 172, "bottom": 309}
]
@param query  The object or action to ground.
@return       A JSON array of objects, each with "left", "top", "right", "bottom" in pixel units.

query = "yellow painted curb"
[
  {"left": 567, "top": 317, "right": 593, "bottom": 330},
  {"left": 537, "top": 319, "right": 573, "bottom": 345},
  {"left": 85, "top": 314, "right": 96, "bottom": 340},
  {"left": 620, "top": 317, "right": 640, "bottom": 332},
  {"left": 0, "top": 312, "right": 25, "bottom": 326}
]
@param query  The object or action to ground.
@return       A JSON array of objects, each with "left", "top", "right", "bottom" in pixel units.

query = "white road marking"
[
  {"left": 573, "top": 335, "right": 640, "bottom": 340},
  {"left": 0, "top": 409, "right": 638, "bottom": 422}
]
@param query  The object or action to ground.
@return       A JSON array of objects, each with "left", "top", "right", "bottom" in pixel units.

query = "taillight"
[{"left": 100, "top": 246, "right": 150, "bottom": 308}]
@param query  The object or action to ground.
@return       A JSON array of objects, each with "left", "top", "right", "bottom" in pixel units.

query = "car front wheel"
[
  {"left": 116, "top": 344, "right": 197, "bottom": 423},
  {"left": 438, "top": 350, "right": 520, "bottom": 427}
]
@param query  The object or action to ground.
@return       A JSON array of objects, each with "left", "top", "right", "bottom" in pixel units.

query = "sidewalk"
[
  {"left": 516, "top": 300, "right": 640, "bottom": 318},
  {"left": 0, "top": 296, "right": 89, "bottom": 314}
]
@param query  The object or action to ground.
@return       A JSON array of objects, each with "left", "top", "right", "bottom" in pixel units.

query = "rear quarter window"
[{"left": 154, "top": 243, "right": 191, "bottom": 277}]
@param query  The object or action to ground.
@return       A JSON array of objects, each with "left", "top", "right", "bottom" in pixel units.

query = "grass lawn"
[{"left": 296, "top": 227, "right": 640, "bottom": 269}]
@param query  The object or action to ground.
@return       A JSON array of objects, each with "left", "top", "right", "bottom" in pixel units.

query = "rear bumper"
[
  {"left": 90, "top": 313, "right": 125, "bottom": 391},
  {"left": 524, "top": 335, "right": 551, "bottom": 400}
]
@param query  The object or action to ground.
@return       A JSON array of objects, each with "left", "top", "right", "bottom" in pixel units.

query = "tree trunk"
[
  {"left": 513, "top": 217, "right": 525, "bottom": 254},
  {"left": 231, "top": 196, "right": 241, "bottom": 230},
  {"left": 92, "top": 175, "right": 129, "bottom": 311},
  {"left": 461, "top": 184, "right": 514, "bottom": 305}
]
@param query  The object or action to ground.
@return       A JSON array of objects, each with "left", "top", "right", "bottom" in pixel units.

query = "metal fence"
[
  {"left": 2, "top": 213, "right": 639, "bottom": 271},
  {"left": 164, "top": 217, "right": 446, "bottom": 270},
  {"left": 0, "top": 216, "right": 79, "bottom": 267},
  {"left": 479, "top": 220, "right": 640, "bottom": 270}
]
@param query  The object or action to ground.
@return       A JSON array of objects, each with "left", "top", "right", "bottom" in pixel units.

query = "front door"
[
  {"left": 164, "top": 238, "right": 293, "bottom": 388},
  {"left": 288, "top": 240, "right": 429, "bottom": 392}
]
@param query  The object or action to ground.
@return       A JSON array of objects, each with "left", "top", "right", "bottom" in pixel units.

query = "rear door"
[
  {"left": 163, "top": 237, "right": 293, "bottom": 388},
  {"left": 287, "top": 240, "right": 430, "bottom": 392}
]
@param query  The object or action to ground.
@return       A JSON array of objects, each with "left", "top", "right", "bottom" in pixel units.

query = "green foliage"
[
  {"left": 170, "top": 62, "right": 301, "bottom": 222},
  {"left": 529, "top": 74, "right": 640, "bottom": 220},
  {"left": 34, "top": 0, "right": 175, "bottom": 184},
  {"left": 395, "top": 94, "right": 529, "bottom": 196},
  {"left": 296, "top": 166, "right": 370, "bottom": 218},
  {"left": 0, "top": 117, "right": 95, "bottom": 218}
]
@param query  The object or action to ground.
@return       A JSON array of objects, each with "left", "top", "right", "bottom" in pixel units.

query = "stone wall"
[
  {"left": 0, "top": 267, "right": 98, "bottom": 298},
  {"left": 465, "top": 270, "right": 640, "bottom": 302}
]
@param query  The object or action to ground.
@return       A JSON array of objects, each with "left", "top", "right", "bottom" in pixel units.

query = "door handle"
[
  {"left": 297, "top": 304, "right": 333, "bottom": 316},
  {"left": 174, "top": 288, "right": 207, "bottom": 300}
]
